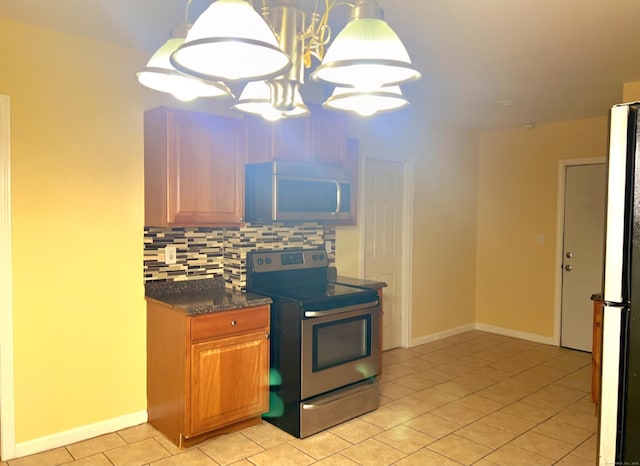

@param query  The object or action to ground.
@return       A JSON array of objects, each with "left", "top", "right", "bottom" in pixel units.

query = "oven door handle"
[{"left": 304, "top": 300, "right": 378, "bottom": 318}]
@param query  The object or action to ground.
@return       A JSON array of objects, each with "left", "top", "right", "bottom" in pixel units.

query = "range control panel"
[{"left": 248, "top": 249, "right": 328, "bottom": 273}]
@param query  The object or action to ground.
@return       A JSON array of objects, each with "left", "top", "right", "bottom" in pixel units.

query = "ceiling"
[{"left": 2, "top": 0, "right": 640, "bottom": 131}]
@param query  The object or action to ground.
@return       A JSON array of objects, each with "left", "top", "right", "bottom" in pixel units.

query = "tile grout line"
[
  {"left": 6, "top": 332, "right": 596, "bottom": 466},
  {"left": 379, "top": 336, "right": 593, "bottom": 465}
]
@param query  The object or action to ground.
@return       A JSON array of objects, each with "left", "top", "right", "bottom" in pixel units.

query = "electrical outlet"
[
  {"left": 325, "top": 241, "right": 332, "bottom": 254},
  {"left": 165, "top": 246, "right": 177, "bottom": 265}
]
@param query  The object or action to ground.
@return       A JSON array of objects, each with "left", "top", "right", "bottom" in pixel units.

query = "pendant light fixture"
[
  {"left": 310, "top": 1, "right": 421, "bottom": 89},
  {"left": 170, "top": 0, "right": 292, "bottom": 82},
  {"left": 136, "top": 0, "right": 232, "bottom": 102},
  {"left": 323, "top": 86, "right": 408, "bottom": 116},
  {"left": 137, "top": 37, "right": 232, "bottom": 102},
  {"left": 233, "top": 81, "right": 309, "bottom": 121},
  {"left": 138, "top": 0, "right": 420, "bottom": 119}
]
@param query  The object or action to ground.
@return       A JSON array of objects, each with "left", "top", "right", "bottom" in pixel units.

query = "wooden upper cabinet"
[
  {"left": 245, "top": 103, "right": 347, "bottom": 165},
  {"left": 144, "top": 107, "right": 245, "bottom": 227},
  {"left": 310, "top": 106, "right": 347, "bottom": 165}
]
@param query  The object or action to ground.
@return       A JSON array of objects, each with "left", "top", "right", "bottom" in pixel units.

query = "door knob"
[{"left": 565, "top": 265, "right": 573, "bottom": 271}]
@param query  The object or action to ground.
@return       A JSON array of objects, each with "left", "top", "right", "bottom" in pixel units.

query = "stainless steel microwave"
[{"left": 244, "top": 161, "right": 352, "bottom": 222}]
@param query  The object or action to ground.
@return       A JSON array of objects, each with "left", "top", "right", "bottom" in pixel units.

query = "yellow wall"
[
  {"left": 623, "top": 81, "right": 640, "bottom": 102},
  {"left": 411, "top": 124, "right": 478, "bottom": 337},
  {"left": 1, "top": 18, "right": 152, "bottom": 442},
  {"left": 475, "top": 117, "right": 609, "bottom": 338},
  {"left": 338, "top": 113, "right": 479, "bottom": 340},
  {"left": 335, "top": 227, "right": 360, "bottom": 277}
]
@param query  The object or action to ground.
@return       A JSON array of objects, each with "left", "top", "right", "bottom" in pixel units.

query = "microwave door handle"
[{"left": 333, "top": 180, "right": 341, "bottom": 215}]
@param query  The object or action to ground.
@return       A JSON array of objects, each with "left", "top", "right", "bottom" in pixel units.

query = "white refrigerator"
[{"left": 599, "top": 102, "right": 640, "bottom": 464}]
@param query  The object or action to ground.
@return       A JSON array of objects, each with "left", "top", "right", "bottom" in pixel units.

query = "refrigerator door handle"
[{"left": 603, "top": 104, "right": 631, "bottom": 304}]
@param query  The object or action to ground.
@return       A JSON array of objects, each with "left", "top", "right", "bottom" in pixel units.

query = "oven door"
[{"left": 301, "top": 303, "right": 381, "bottom": 400}]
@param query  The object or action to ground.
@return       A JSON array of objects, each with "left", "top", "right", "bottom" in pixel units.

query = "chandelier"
[{"left": 137, "top": 0, "right": 421, "bottom": 120}]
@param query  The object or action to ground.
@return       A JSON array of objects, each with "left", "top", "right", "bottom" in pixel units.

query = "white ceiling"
[{"left": 2, "top": 0, "right": 640, "bottom": 130}]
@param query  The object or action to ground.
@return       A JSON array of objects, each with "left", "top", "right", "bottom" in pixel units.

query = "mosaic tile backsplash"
[
  {"left": 144, "top": 223, "right": 336, "bottom": 290},
  {"left": 143, "top": 227, "right": 225, "bottom": 282}
]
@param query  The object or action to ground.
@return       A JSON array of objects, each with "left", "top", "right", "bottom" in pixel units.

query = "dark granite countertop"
[
  {"left": 145, "top": 278, "right": 272, "bottom": 316},
  {"left": 333, "top": 275, "right": 387, "bottom": 290}
]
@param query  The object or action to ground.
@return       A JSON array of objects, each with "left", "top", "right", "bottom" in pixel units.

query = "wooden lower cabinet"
[
  {"left": 147, "top": 301, "right": 270, "bottom": 447},
  {"left": 190, "top": 330, "right": 269, "bottom": 435}
]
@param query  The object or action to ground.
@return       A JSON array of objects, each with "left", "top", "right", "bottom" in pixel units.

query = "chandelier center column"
[{"left": 267, "top": 0, "right": 305, "bottom": 112}]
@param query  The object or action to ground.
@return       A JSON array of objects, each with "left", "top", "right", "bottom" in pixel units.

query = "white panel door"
[
  {"left": 364, "top": 159, "right": 404, "bottom": 350},
  {"left": 561, "top": 163, "right": 606, "bottom": 351}
]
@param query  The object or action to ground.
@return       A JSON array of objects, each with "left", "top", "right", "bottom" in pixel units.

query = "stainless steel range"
[{"left": 246, "top": 248, "right": 381, "bottom": 438}]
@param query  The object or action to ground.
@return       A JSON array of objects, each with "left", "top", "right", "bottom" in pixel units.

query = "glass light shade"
[
  {"left": 137, "top": 38, "right": 232, "bottom": 101},
  {"left": 311, "top": 18, "right": 421, "bottom": 88},
  {"left": 170, "top": 0, "right": 292, "bottom": 82},
  {"left": 323, "top": 86, "right": 409, "bottom": 116},
  {"left": 233, "top": 81, "right": 309, "bottom": 121}
]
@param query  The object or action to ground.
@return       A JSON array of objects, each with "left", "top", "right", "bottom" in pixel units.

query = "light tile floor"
[{"left": 2, "top": 331, "right": 598, "bottom": 466}]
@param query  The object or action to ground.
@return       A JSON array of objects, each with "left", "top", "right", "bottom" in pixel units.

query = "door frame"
[
  {"left": 359, "top": 154, "right": 414, "bottom": 348},
  {"left": 553, "top": 156, "right": 606, "bottom": 347},
  {"left": 0, "top": 94, "right": 15, "bottom": 460}
]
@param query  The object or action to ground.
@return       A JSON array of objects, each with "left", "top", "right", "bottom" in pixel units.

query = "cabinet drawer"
[{"left": 190, "top": 306, "right": 269, "bottom": 341}]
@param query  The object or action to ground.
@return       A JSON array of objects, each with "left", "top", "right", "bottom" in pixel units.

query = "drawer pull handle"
[{"left": 231, "top": 320, "right": 237, "bottom": 326}]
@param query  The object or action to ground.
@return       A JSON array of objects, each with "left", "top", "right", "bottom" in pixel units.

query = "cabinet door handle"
[{"left": 231, "top": 320, "right": 237, "bottom": 326}]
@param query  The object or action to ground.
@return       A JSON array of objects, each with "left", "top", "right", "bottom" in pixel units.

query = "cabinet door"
[
  {"left": 245, "top": 115, "right": 311, "bottom": 163},
  {"left": 273, "top": 117, "right": 312, "bottom": 161},
  {"left": 310, "top": 106, "right": 346, "bottom": 165},
  {"left": 145, "top": 107, "right": 245, "bottom": 226},
  {"left": 168, "top": 111, "right": 244, "bottom": 225},
  {"left": 189, "top": 330, "right": 269, "bottom": 436},
  {"left": 244, "top": 105, "right": 346, "bottom": 165}
]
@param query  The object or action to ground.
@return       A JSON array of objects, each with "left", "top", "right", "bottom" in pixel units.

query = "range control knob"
[
  {"left": 319, "top": 253, "right": 325, "bottom": 260},
  {"left": 265, "top": 257, "right": 272, "bottom": 265},
  {"left": 257, "top": 258, "right": 264, "bottom": 266},
  {"left": 312, "top": 254, "right": 318, "bottom": 261}
]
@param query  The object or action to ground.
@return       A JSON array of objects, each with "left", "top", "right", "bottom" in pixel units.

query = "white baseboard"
[
  {"left": 474, "top": 323, "right": 556, "bottom": 345},
  {"left": 409, "top": 323, "right": 476, "bottom": 347},
  {"left": 408, "top": 323, "right": 556, "bottom": 348},
  {"left": 13, "top": 410, "right": 148, "bottom": 460}
]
